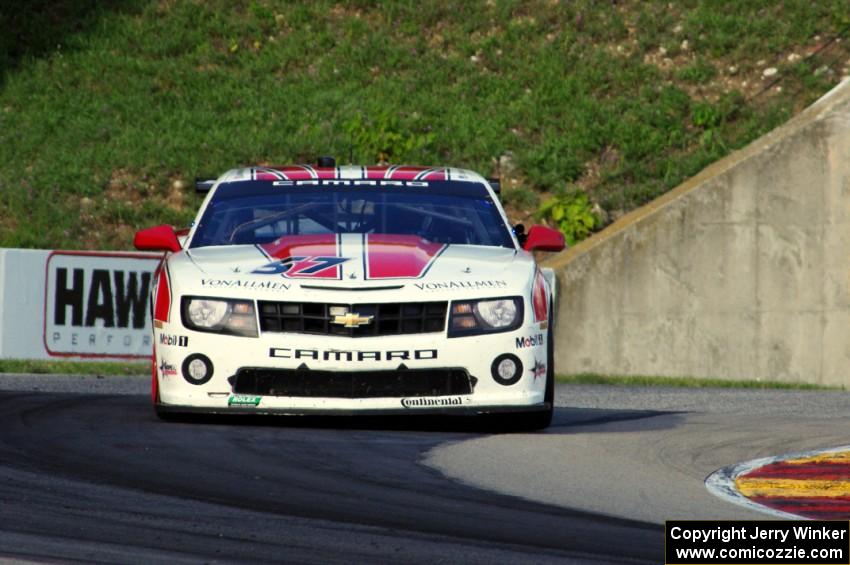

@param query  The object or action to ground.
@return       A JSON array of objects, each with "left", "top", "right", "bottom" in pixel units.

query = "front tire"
[
  {"left": 154, "top": 403, "right": 195, "bottom": 422},
  {"left": 498, "top": 309, "right": 555, "bottom": 432},
  {"left": 155, "top": 403, "right": 175, "bottom": 421}
]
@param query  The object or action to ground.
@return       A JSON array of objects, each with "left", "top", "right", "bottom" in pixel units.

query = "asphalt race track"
[
  {"left": 2, "top": 377, "right": 849, "bottom": 564},
  {"left": 0, "top": 378, "right": 657, "bottom": 564}
]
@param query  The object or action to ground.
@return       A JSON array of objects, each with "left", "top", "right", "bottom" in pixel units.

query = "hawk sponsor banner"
[{"left": 43, "top": 251, "right": 162, "bottom": 359}]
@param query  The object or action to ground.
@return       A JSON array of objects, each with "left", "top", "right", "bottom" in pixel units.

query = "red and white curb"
[{"left": 706, "top": 445, "right": 850, "bottom": 520}]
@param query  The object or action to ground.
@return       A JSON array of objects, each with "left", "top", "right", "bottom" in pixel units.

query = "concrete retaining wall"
[{"left": 543, "top": 80, "right": 850, "bottom": 386}]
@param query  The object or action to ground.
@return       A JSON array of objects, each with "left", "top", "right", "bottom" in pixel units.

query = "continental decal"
[{"left": 401, "top": 396, "right": 465, "bottom": 408}]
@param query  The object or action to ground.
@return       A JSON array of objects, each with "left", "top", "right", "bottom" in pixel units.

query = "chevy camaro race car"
[{"left": 135, "top": 160, "right": 565, "bottom": 429}]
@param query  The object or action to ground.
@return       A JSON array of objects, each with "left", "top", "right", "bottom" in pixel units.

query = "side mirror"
[
  {"left": 134, "top": 225, "right": 182, "bottom": 253},
  {"left": 195, "top": 178, "right": 216, "bottom": 193},
  {"left": 523, "top": 225, "right": 566, "bottom": 252}
]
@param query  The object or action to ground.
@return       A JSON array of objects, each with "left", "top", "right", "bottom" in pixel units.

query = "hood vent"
[{"left": 299, "top": 284, "right": 405, "bottom": 292}]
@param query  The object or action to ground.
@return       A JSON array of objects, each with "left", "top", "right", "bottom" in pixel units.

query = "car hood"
[{"left": 173, "top": 235, "right": 534, "bottom": 298}]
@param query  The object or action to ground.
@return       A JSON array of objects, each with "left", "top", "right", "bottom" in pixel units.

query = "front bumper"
[{"left": 154, "top": 322, "right": 549, "bottom": 414}]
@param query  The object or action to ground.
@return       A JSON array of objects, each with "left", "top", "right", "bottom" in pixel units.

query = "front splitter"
[{"left": 155, "top": 401, "right": 550, "bottom": 417}]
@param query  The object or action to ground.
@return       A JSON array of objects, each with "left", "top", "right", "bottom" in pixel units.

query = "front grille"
[
  {"left": 231, "top": 367, "right": 473, "bottom": 398},
  {"left": 258, "top": 301, "right": 448, "bottom": 337}
]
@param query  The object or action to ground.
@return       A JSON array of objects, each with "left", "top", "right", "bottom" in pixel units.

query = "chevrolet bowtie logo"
[{"left": 331, "top": 312, "right": 374, "bottom": 328}]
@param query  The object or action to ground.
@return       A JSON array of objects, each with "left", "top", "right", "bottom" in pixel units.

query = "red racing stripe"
[
  {"left": 366, "top": 166, "right": 391, "bottom": 179},
  {"left": 365, "top": 234, "right": 446, "bottom": 279},
  {"left": 315, "top": 167, "right": 339, "bottom": 179},
  {"left": 258, "top": 165, "right": 445, "bottom": 181},
  {"left": 253, "top": 167, "right": 288, "bottom": 181},
  {"left": 420, "top": 169, "right": 448, "bottom": 180},
  {"left": 265, "top": 166, "right": 316, "bottom": 180}
]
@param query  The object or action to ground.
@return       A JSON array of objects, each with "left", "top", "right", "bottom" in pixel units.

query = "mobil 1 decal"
[{"left": 45, "top": 252, "right": 161, "bottom": 357}]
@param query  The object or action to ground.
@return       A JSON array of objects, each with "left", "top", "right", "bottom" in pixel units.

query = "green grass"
[
  {"left": 1, "top": 1, "right": 849, "bottom": 248},
  {"left": 0, "top": 359, "right": 147, "bottom": 375},
  {"left": 558, "top": 373, "right": 842, "bottom": 390}
]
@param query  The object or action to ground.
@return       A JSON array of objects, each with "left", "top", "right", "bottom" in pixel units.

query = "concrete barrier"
[{"left": 543, "top": 79, "right": 850, "bottom": 386}]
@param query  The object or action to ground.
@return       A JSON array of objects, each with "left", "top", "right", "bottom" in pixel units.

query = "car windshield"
[{"left": 189, "top": 181, "right": 514, "bottom": 249}]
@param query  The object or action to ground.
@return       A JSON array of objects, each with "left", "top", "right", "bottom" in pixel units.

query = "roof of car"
[{"left": 218, "top": 165, "right": 487, "bottom": 184}]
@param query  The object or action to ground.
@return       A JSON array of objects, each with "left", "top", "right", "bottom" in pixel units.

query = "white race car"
[{"left": 135, "top": 160, "right": 565, "bottom": 429}]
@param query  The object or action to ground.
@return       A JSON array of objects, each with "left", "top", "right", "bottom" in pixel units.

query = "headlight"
[
  {"left": 187, "top": 299, "right": 229, "bottom": 329},
  {"left": 475, "top": 299, "right": 518, "bottom": 328},
  {"left": 182, "top": 297, "right": 258, "bottom": 337},
  {"left": 448, "top": 297, "right": 523, "bottom": 337}
]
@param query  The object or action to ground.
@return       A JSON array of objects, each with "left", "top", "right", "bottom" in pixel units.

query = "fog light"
[
  {"left": 491, "top": 353, "right": 523, "bottom": 386},
  {"left": 182, "top": 353, "right": 214, "bottom": 385},
  {"left": 188, "top": 359, "right": 206, "bottom": 379}
]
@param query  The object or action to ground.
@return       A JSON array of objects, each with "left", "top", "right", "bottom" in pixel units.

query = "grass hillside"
[{"left": 1, "top": 1, "right": 849, "bottom": 249}]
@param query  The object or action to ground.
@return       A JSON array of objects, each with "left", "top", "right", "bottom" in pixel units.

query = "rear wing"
[
  {"left": 195, "top": 172, "right": 500, "bottom": 194},
  {"left": 195, "top": 178, "right": 216, "bottom": 193}
]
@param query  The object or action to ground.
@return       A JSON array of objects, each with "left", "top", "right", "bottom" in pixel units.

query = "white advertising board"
[{"left": 0, "top": 249, "right": 162, "bottom": 361}]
